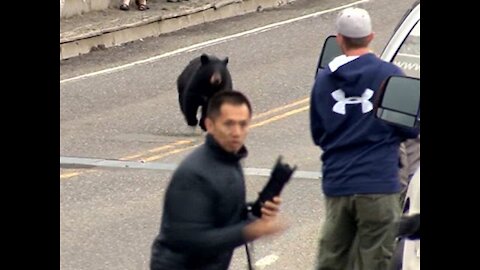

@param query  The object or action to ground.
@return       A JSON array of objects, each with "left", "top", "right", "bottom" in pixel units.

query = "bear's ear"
[
  {"left": 223, "top": 57, "right": 229, "bottom": 65},
  {"left": 200, "top": 54, "right": 210, "bottom": 65}
]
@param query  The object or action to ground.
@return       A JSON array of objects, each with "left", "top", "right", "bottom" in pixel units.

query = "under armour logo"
[{"left": 331, "top": 89, "right": 374, "bottom": 115}]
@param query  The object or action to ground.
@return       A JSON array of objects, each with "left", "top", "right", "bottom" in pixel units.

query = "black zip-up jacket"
[{"left": 150, "top": 134, "right": 251, "bottom": 270}]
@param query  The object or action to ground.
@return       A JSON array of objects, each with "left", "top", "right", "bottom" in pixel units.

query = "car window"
[{"left": 392, "top": 21, "right": 420, "bottom": 78}]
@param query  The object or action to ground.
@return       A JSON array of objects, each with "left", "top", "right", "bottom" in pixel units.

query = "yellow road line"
[
  {"left": 60, "top": 172, "right": 81, "bottom": 179},
  {"left": 60, "top": 141, "right": 196, "bottom": 179},
  {"left": 60, "top": 99, "right": 311, "bottom": 175},
  {"left": 135, "top": 99, "right": 309, "bottom": 161},
  {"left": 141, "top": 104, "right": 310, "bottom": 161},
  {"left": 252, "top": 98, "right": 309, "bottom": 120},
  {"left": 141, "top": 144, "right": 201, "bottom": 162},
  {"left": 250, "top": 105, "right": 309, "bottom": 128},
  {"left": 120, "top": 140, "right": 193, "bottom": 160}
]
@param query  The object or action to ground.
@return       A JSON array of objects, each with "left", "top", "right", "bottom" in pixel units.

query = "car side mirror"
[
  {"left": 315, "top": 35, "right": 342, "bottom": 77},
  {"left": 374, "top": 75, "right": 420, "bottom": 128}
]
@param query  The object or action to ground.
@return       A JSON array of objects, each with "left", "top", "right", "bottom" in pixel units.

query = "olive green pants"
[{"left": 316, "top": 193, "right": 401, "bottom": 270}]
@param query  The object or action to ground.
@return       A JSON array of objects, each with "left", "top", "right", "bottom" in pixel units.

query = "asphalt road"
[{"left": 60, "top": 0, "right": 417, "bottom": 269}]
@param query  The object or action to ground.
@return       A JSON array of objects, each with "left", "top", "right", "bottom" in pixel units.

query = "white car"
[
  {"left": 401, "top": 166, "right": 420, "bottom": 270},
  {"left": 382, "top": 3, "right": 420, "bottom": 270}
]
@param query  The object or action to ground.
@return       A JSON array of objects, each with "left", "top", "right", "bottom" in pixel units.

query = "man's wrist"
[{"left": 243, "top": 220, "right": 264, "bottom": 242}]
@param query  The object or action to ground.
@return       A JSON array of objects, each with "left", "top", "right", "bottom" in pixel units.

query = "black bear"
[{"left": 177, "top": 53, "right": 233, "bottom": 131}]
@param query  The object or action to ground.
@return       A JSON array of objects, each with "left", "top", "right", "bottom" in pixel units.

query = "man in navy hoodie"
[{"left": 310, "top": 7, "right": 419, "bottom": 270}]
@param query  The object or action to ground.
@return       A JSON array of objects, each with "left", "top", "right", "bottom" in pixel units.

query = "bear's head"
[{"left": 196, "top": 54, "right": 231, "bottom": 95}]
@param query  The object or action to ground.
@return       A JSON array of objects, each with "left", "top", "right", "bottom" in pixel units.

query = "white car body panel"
[
  {"left": 380, "top": 2, "right": 420, "bottom": 269},
  {"left": 402, "top": 167, "right": 420, "bottom": 270}
]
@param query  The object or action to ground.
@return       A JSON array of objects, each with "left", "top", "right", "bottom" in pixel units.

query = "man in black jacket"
[{"left": 150, "top": 90, "right": 285, "bottom": 270}]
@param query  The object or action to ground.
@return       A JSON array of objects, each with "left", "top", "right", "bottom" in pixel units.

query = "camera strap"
[{"left": 245, "top": 243, "right": 254, "bottom": 270}]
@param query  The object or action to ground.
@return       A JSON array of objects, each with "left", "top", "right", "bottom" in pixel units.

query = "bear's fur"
[{"left": 177, "top": 53, "right": 233, "bottom": 131}]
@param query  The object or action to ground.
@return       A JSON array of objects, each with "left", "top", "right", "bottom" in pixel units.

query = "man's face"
[{"left": 206, "top": 103, "right": 251, "bottom": 153}]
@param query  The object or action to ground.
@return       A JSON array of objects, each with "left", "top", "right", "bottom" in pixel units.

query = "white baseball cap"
[{"left": 336, "top": 7, "right": 372, "bottom": 38}]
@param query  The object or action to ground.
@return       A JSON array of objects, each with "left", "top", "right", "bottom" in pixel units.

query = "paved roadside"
[{"left": 60, "top": 0, "right": 296, "bottom": 60}]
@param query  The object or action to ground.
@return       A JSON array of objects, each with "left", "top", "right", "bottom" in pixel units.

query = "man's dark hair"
[
  {"left": 342, "top": 36, "right": 370, "bottom": 49},
  {"left": 206, "top": 90, "right": 252, "bottom": 119}
]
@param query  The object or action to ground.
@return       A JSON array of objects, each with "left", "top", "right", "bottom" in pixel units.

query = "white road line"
[
  {"left": 60, "top": 156, "right": 322, "bottom": 179},
  {"left": 397, "top": 53, "right": 420, "bottom": 58},
  {"left": 255, "top": 254, "right": 279, "bottom": 269},
  {"left": 60, "top": 0, "right": 369, "bottom": 85}
]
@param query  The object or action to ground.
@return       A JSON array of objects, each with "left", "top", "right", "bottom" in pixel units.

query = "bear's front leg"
[
  {"left": 183, "top": 95, "right": 200, "bottom": 127},
  {"left": 199, "top": 102, "right": 208, "bottom": 131}
]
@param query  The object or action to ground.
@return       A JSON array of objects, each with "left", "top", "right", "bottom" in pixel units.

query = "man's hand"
[
  {"left": 260, "top": 196, "right": 281, "bottom": 219},
  {"left": 251, "top": 156, "right": 296, "bottom": 217},
  {"left": 243, "top": 196, "right": 288, "bottom": 241}
]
